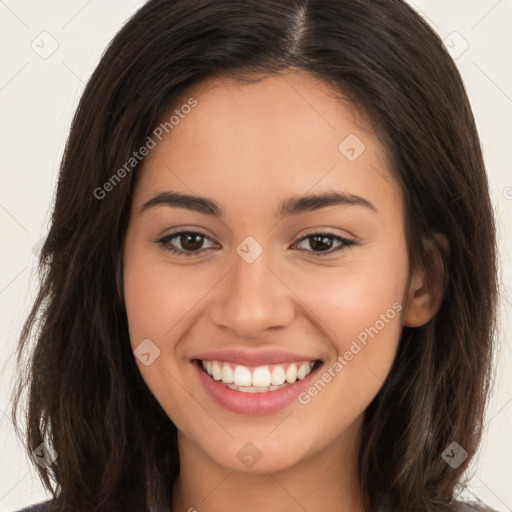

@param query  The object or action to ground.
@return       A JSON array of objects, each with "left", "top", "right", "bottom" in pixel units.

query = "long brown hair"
[{"left": 11, "top": 1, "right": 498, "bottom": 511}]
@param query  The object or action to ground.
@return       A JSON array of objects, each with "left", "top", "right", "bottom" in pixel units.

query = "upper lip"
[{"left": 192, "top": 349, "right": 321, "bottom": 367}]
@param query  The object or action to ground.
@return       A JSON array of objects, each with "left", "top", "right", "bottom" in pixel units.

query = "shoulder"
[
  {"left": 15, "top": 499, "right": 55, "bottom": 512},
  {"left": 451, "top": 500, "right": 500, "bottom": 512},
  {"left": 375, "top": 499, "right": 500, "bottom": 512}
]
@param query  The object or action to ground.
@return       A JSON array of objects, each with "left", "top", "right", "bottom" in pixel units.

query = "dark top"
[
  {"left": 16, "top": 498, "right": 500, "bottom": 512},
  {"left": 16, "top": 504, "right": 51, "bottom": 512},
  {"left": 16, "top": 503, "right": 54, "bottom": 512}
]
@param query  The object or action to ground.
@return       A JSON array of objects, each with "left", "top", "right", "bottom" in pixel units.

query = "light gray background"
[{"left": 0, "top": 1, "right": 511, "bottom": 511}]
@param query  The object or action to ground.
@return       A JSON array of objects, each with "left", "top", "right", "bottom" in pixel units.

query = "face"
[{"left": 123, "top": 71, "right": 413, "bottom": 474}]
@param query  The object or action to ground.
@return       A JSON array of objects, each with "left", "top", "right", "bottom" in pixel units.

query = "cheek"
[
  {"left": 313, "top": 266, "right": 405, "bottom": 342},
  {"left": 122, "top": 246, "right": 213, "bottom": 430},
  {"left": 286, "top": 246, "right": 408, "bottom": 350},
  {"left": 291, "top": 244, "right": 408, "bottom": 426},
  {"left": 123, "top": 251, "right": 214, "bottom": 348}
]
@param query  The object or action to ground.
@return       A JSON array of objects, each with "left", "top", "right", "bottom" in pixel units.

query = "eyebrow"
[{"left": 140, "top": 190, "right": 377, "bottom": 217}]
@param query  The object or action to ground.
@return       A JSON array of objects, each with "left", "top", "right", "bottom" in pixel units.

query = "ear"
[{"left": 403, "top": 233, "right": 449, "bottom": 327}]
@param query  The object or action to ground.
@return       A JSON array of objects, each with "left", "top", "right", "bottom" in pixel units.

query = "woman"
[{"left": 12, "top": 0, "right": 499, "bottom": 511}]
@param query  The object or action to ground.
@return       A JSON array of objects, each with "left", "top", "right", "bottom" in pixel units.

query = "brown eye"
[
  {"left": 179, "top": 232, "right": 205, "bottom": 251},
  {"left": 156, "top": 230, "right": 217, "bottom": 256},
  {"left": 293, "top": 232, "right": 356, "bottom": 256}
]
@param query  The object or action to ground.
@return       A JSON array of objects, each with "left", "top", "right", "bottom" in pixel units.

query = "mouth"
[
  {"left": 192, "top": 357, "right": 323, "bottom": 415},
  {"left": 195, "top": 359, "right": 322, "bottom": 392}
]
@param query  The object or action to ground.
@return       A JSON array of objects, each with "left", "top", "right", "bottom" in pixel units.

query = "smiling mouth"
[{"left": 194, "top": 359, "right": 323, "bottom": 393}]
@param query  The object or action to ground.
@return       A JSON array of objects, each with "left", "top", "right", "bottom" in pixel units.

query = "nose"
[{"left": 209, "top": 247, "right": 296, "bottom": 338}]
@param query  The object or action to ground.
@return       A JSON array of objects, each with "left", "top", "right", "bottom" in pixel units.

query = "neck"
[{"left": 171, "top": 415, "right": 367, "bottom": 512}]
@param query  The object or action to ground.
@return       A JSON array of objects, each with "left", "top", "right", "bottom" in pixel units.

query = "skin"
[{"left": 122, "top": 70, "right": 444, "bottom": 512}]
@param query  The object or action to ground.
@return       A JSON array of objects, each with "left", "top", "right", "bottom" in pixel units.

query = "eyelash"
[{"left": 154, "top": 230, "right": 357, "bottom": 258}]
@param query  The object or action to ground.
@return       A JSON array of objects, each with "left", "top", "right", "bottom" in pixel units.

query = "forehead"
[
  {"left": 136, "top": 71, "right": 400, "bottom": 217},
  {"left": 164, "top": 70, "right": 378, "bottom": 159}
]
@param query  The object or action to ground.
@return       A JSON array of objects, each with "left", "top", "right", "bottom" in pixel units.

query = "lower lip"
[{"left": 193, "top": 360, "right": 322, "bottom": 416}]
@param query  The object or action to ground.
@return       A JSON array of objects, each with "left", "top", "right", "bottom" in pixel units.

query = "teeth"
[
  {"left": 211, "top": 361, "right": 222, "bottom": 380},
  {"left": 226, "top": 382, "right": 290, "bottom": 392},
  {"left": 285, "top": 363, "right": 297, "bottom": 383},
  {"left": 297, "top": 363, "right": 309, "bottom": 380},
  {"left": 233, "top": 365, "right": 252, "bottom": 387},
  {"left": 221, "top": 364, "right": 234, "bottom": 383},
  {"left": 201, "top": 359, "right": 316, "bottom": 391},
  {"left": 271, "top": 365, "right": 286, "bottom": 385},
  {"left": 252, "top": 366, "right": 271, "bottom": 387}
]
